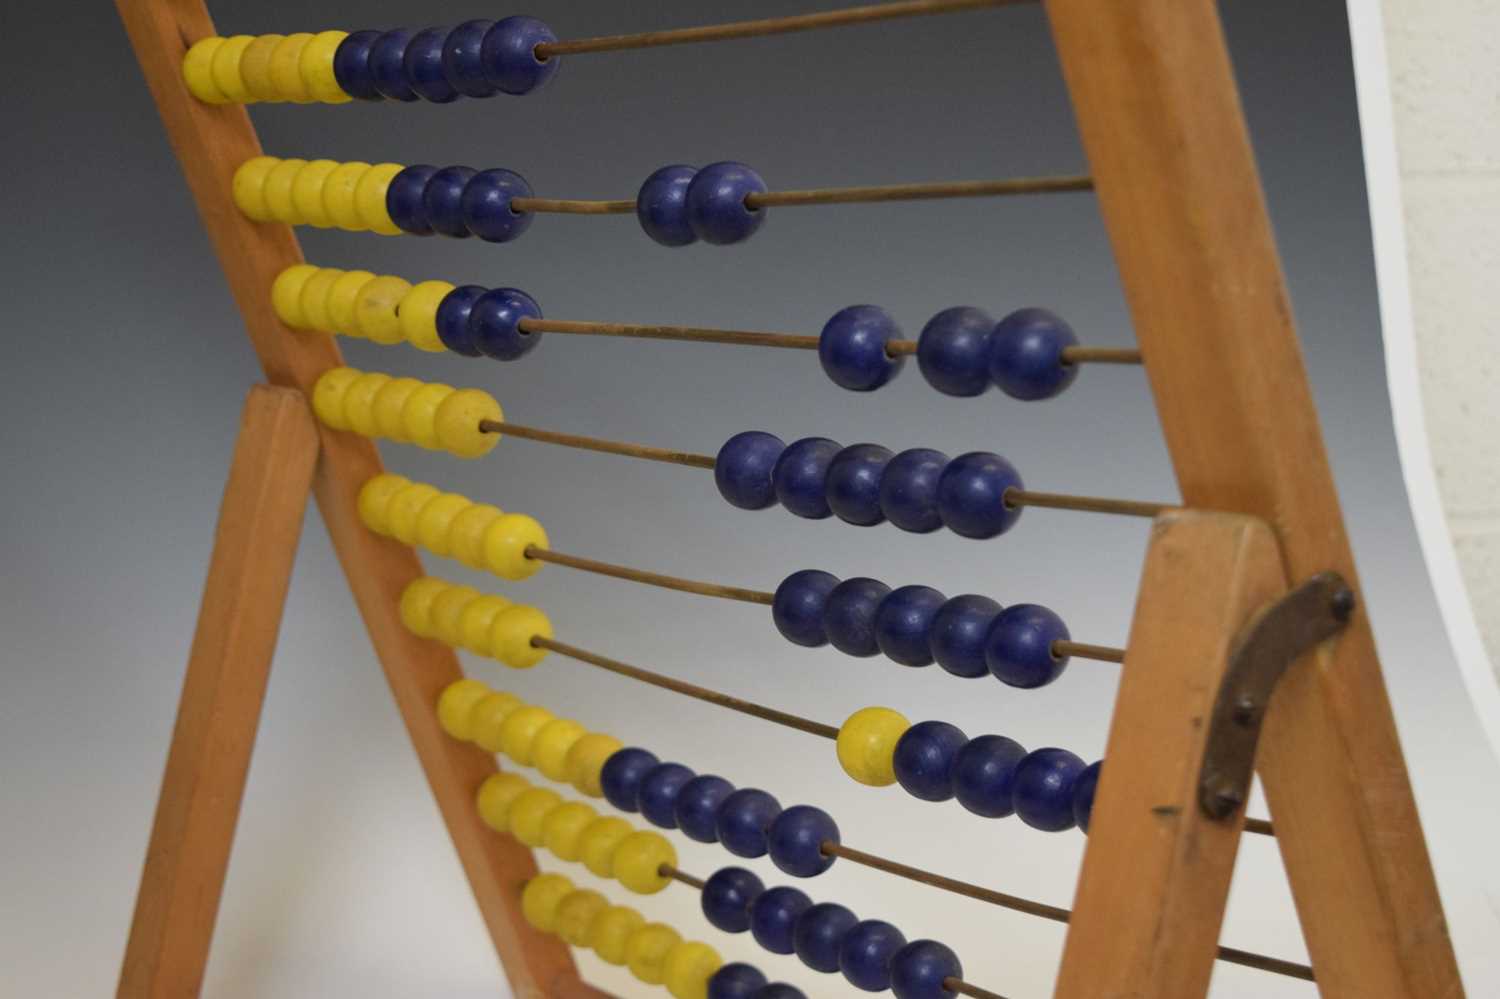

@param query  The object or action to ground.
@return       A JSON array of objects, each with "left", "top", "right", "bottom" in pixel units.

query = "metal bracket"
[{"left": 1197, "top": 571, "right": 1356, "bottom": 820}]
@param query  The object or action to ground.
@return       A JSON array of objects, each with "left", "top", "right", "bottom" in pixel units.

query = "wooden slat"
[
  {"left": 1056, "top": 511, "right": 1283, "bottom": 997},
  {"left": 120, "top": 385, "right": 319, "bottom": 998},
  {"left": 1044, "top": 1, "right": 1463, "bottom": 996},
  {"left": 113, "top": 3, "right": 601, "bottom": 995}
]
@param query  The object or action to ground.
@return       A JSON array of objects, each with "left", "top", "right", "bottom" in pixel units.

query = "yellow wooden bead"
[
  {"left": 415, "top": 492, "right": 472, "bottom": 556},
  {"left": 291, "top": 160, "right": 339, "bottom": 229},
  {"left": 520, "top": 873, "right": 574, "bottom": 933},
  {"left": 386, "top": 482, "right": 441, "bottom": 545},
  {"left": 476, "top": 771, "right": 531, "bottom": 830},
  {"left": 566, "top": 733, "right": 625, "bottom": 798},
  {"left": 400, "top": 383, "right": 454, "bottom": 449},
  {"left": 397, "top": 280, "right": 455, "bottom": 352},
  {"left": 354, "top": 163, "right": 405, "bottom": 236},
  {"left": 553, "top": 889, "right": 608, "bottom": 948},
  {"left": 436, "top": 678, "right": 491, "bottom": 741},
  {"left": 499, "top": 705, "right": 554, "bottom": 765},
  {"left": 663, "top": 942, "right": 723, "bottom": 999},
  {"left": 297, "top": 267, "right": 344, "bottom": 333},
  {"left": 238, "top": 34, "right": 284, "bottom": 102},
  {"left": 434, "top": 388, "right": 503, "bottom": 459},
  {"left": 326, "top": 270, "right": 377, "bottom": 334},
  {"left": 448, "top": 504, "right": 503, "bottom": 570},
  {"left": 611, "top": 831, "right": 676, "bottom": 895},
  {"left": 588, "top": 905, "right": 645, "bottom": 965},
  {"left": 398, "top": 576, "right": 449, "bottom": 638},
  {"left": 508, "top": 787, "right": 562, "bottom": 846},
  {"left": 262, "top": 158, "right": 307, "bottom": 223},
  {"left": 625, "top": 923, "right": 682, "bottom": 985},
  {"left": 483, "top": 514, "right": 548, "bottom": 581},
  {"left": 371, "top": 376, "right": 422, "bottom": 443},
  {"left": 209, "top": 34, "right": 255, "bottom": 104},
  {"left": 428, "top": 585, "right": 480, "bottom": 647},
  {"left": 577, "top": 817, "right": 633, "bottom": 879},
  {"left": 232, "top": 156, "right": 279, "bottom": 222},
  {"left": 837, "top": 706, "right": 911, "bottom": 787},
  {"left": 470, "top": 691, "right": 524, "bottom": 752},
  {"left": 542, "top": 801, "right": 598, "bottom": 862},
  {"left": 182, "top": 37, "right": 228, "bottom": 103},
  {"left": 311, "top": 366, "right": 362, "bottom": 431},
  {"left": 532, "top": 718, "right": 585, "bottom": 782},
  {"left": 355, "top": 472, "right": 410, "bottom": 534},
  {"left": 322, "top": 161, "right": 370, "bottom": 231},
  {"left": 489, "top": 605, "right": 552, "bottom": 670},
  {"left": 353, "top": 275, "right": 413, "bottom": 345},
  {"left": 458, "top": 594, "right": 512, "bottom": 655},
  {"left": 342, "top": 371, "right": 392, "bottom": 438},
  {"left": 273, "top": 264, "right": 320, "bottom": 329},
  {"left": 268, "top": 33, "right": 314, "bottom": 102},
  {"left": 300, "top": 30, "right": 351, "bottom": 104}
]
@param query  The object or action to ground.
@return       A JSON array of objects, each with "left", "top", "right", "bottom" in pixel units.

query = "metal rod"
[
  {"left": 658, "top": 864, "right": 705, "bottom": 891},
  {"left": 1006, "top": 488, "right": 1176, "bottom": 519},
  {"left": 1054, "top": 640, "right": 1126, "bottom": 664},
  {"left": 478, "top": 419, "right": 716, "bottom": 469},
  {"left": 526, "top": 547, "right": 774, "bottom": 605}
]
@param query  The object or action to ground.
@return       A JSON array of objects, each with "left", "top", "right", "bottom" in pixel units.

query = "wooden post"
[
  {"left": 1044, "top": 1, "right": 1463, "bottom": 996},
  {"left": 119, "top": 385, "right": 318, "bottom": 998}
]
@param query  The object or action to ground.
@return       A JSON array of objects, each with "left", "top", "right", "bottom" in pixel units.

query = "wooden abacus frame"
[{"left": 114, "top": 0, "right": 1464, "bottom": 997}]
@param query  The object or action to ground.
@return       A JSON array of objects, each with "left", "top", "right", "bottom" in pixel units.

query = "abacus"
[{"left": 115, "top": 2, "right": 1464, "bottom": 997}]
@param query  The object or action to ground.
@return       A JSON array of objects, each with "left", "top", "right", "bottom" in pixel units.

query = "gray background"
[{"left": 3, "top": 1, "right": 1497, "bottom": 996}]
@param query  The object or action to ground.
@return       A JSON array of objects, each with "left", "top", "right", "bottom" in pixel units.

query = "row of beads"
[
  {"left": 314, "top": 367, "right": 501, "bottom": 459},
  {"left": 382, "top": 163, "right": 535, "bottom": 242},
  {"left": 357, "top": 473, "right": 547, "bottom": 581},
  {"left": 773, "top": 570, "right": 1071, "bottom": 688},
  {"left": 821, "top": 304, "right": 1082, "bottom": 401},
  {"left": 333, "top": 19, "right": 558, "bottom": 103},
  {"left": 182, "top": 32, "right": 351, "bottom": 105},
  {"left": 701, "top": 866, "right": 963, "bottom": 998},
  {"left": 716, "top": 433, "right": 1024, "bottom": 540},
  {"left": 400, "top": 577, "right": 551, "bottom": 670},
  {"left": 232, "top": 157, "right": 402, "bottom": 233},
  {"left": 838, "top": 707, "right": 1102, "bottom": 832}
]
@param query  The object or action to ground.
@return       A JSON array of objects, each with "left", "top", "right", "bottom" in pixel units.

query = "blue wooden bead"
[
  {"left": 794, "top": 903, "right": 858, "bottom": 974},
  {"left": 890, "top": 940, "right": 962, "bottom": 999},
  {"left": 917, "top": 306, "right": 996, "bottom": 397},
  {"left": 701, "top": 867, "right": 764, "bottom": 933},
  {"left": 1073, "top": 760, "right": 1102, "bottom": 834},
  {"left": 878, "top": 449, "right": 948, "bottom": 534},
  {"left": 686, "top": 162, "right": 768, "bottom": 245},
  {"left": 818, "top": 305, "right": 904, "bottom": 391},
  {"left": 893, "top": 720, "right": 968, "bottom": 802},
  {"left": 637, "top": 762, "right": 695, "bottom": 829},
  {"left": 1012, "top": 747, "right": 1086, "bottom": 832},
  {"left": 460, "top": 168, "right": 535, "bottom": 243},
  {"left": 767, "top": 805, "right": 839, "bottom": 878},
  {"left": 874, "top": 585, "right": 945, "bottom": 666},
  {"left": 434, "top": 285, "right": 486, "bottom": 356},
  {"left": 469, "top": 287, "right": 542, "bottom": 360},
  {"left": 772, "top": 570, "right": 840, "bottom": 648},
  {"left": 989, "top": 307, "right": 1081, "bottom": 401},
  {"left": 708, "top": 964, "right": 768, "bottom": 999},
  {"left": 369, "top": 29, "right": 420, "bottom": 102},
  {"left": 332, "top": 30, "right": 383, "bottom": 101},
  {"left": 676, "top": 774, "right": 735, "bottom": 843},
  {"left": 442, "top": 20, "right": 497, "bottom": 98},
  {"left": 936, "top": 451, "right": 1024, "bottom": 539},
  {"left": 636, "top": 165, "right": 699, "bottom": 247},
  {"left": 715, "top": 432, "right": 786, "bottom": 511},
  {"left": 985, "top": 603, "right": 1070, "bottom": 689},
  {"left": 422, "top": 166, "right": 477, "bottom": 238},
  {"left": 717, "top": 788, "right": 783, "bottom": 858},
  {"left": 823, "top": 577, "right": 892, "bottom": 658},
  {"left": 481, "top": 16, "right": 560, "bottom": 95},
  {"left": 755, "top": 986, "right": 807, "bottom": 999},
  {"left": 826, "top": 444, "right": 892, "bottom": 526},
  {"left": 772, "top": 437, "right": 841, "bottom": 519},
  {"left": 385, "top": 164, "right": 439, "bottom": 236},
  {"left": 599, "top": 747, "right": 659, "bottom": 814},
  {"left": 952, "top": 734, "right": 1027, "bottom": 818},
  {"left": 749, "top": 885, "right": 811, "bottom": 954},
  {"left": 839, "top": 920, "right": 907, "bottom": 992},
  {"left": 929, "top": 595, "right": 1002, "bottom": 678},
  {"left": 403, "top": 27, "right": 459, "bottom": 103}
]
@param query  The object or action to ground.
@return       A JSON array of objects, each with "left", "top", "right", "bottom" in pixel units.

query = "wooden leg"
[
  {"left": 119, "top": 385, "right": 319, "bottom": 999},
  {"left": 1056, "top": 511, "right": 1284, "bottom": 998}
]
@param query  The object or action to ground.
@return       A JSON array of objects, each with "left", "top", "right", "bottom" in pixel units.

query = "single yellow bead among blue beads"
[
  {"left": 398, "top": 576, "right": 448, "bottom": 638},
  {"left": 837, "top": 706, "right": 911, "bottom": 787},
  {"left": 372, "top": 376, "right": 422, "bottom": 443},
  {"left": 291, "top": 160, "right": 339, "bottom": 229},
  {"left": 385, "top": 482, "right": 441, "bottom": 545},
  {"left": 436, "top": 678, "right": 492, "bottom": 742},
  {"left": 532, "top": 718, "right": 585, "bottom": 782},
  {"left": 311, "top": 366, "right": 362, "bottom": 433},
  {"left": 483, "top": 514, "right": 548, "bottom": 581},
  {"left": 355, "top": 276, "right": 413, "bottom": 346},
  {"left": 664, "top": 941, "right": 723, "bottom": 999},
  {"left": 342, "top": 371, "right": 392, "bottom": 438},
  {"left": 499, "top": 704, "right": 554, "bottom": 765},
  {"left": 356, "top": 472, "right": 410, "bottom": 534},
  {"left": 297, "top": 267, "right": 345, "bottom": 333},
  {"left": 577, "top": 816, "right": 633, "bottom": 879},
  {"left": 553, "top": 889, "right": 608, "bottom": 948},
  {"left": 508, "top": 787, "right": 562, "bottom": 846},
  {"left": 232, "top": 157, "right": 279, "bottom": 222},
  {"left": 322, "top": 161, "right": 370, "bottom": 230},
  {"left": 209, "top": 34, "right": 256, "bottom": 104},
  {"left": 428, "top": 585, "right": 480, "bottom": 647},
  {"left": 611, "top": 830, "right": 676, "bottom": 895},
  {"left": 182, "top": 37, "right": 229, "bottom": 103},
  {"left": 476, "top": 770, "right": 531, "bottom": 831},
  {"left": 415, "top": 492, "right": 472, "bottom": 557},
  {"left": 238, "top": 34, "right": 284, "bottom": 101},
  {"left": 542, "top": 800, "right": 598, "bottom": 862},
  {"left": 458, "top": 594, "right": 512, "bottom": 655},
  {"left": 434, "top": 388, "right": 503, "bottom": 459},
  {"left": 588, "top": 905, "right": 645, "bottom": 965},
  {"left": 400, "top": 383, "right": 455, "bottom": 449},
  {"left": 625, "top": 923, "right": 683, "bottom": 985},
  {"left": 300, "top": 30, "right": 351, "bottom": 104},
  {"left": 520, "top": 873, "right": 575, "bottom": 933},
  {"left": 566, "top": 732, "right": 623, "bottom": 797},
  {"left": 262, "top": 158, "right": 307, "bottom": 223},
  {"left": 399, "top": 280, "right": 456, "bottom": 353},
  {"left": 355, "top": 163, "right": 405, "bottom": 236},
  {"left": 448, "top": 503, "right": 503, "bottom": 570},
  {"left": 327, "top": 270, "right": 376, "bottom": 334},
  {"left": 490, "top": 605, "right": 552, "bottom": 670},
  {"left": 268, "top": 33, "right": 314, "bottom": 102},
  {"left": 271, "top": 264, "right": 318, "bottom": 328},
  {"left": 470, "top": 691, "right": 524, "bottom": 752}
]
